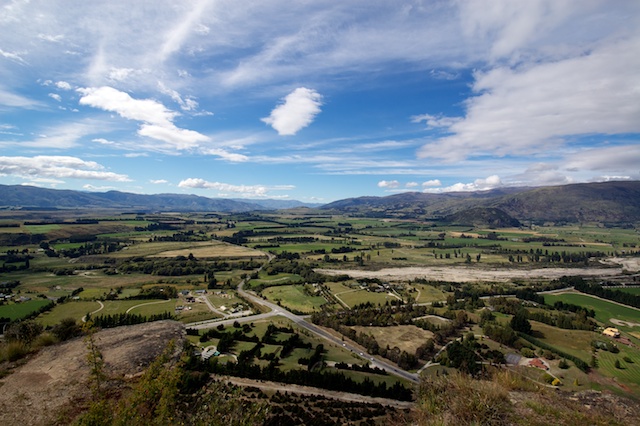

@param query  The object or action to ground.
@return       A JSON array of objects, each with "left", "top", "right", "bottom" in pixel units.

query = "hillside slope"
[{"left": 321, "top": 181, "right": 640, "bottom": 223}]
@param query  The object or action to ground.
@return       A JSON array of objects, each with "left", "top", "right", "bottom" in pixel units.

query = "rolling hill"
[
  {"left": 321, "top": 181, "right": 640, "bottom": 223},
  {"left": 0, "top": 184, "right": 284, "bottom": 212}
]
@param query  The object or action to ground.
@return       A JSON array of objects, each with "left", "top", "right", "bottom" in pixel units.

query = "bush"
[
  {"left": 4, "top": 320, "right": 43, "bottom": 344},
  {"left": 33, "top": 332, "right": 57, "bottom": 348},
  {"left": 558, "top": 359, "right": 569, "bottom": 369},
  {"left": 1, "top": 341, "right": 29, "bottom": 362},
  {"left": 542, "top": 373, "right": 555, "bottom": 384},
  {"left": 52, "top": 318, "right": 82, "bottom": 341},
  {"left": 521, "top": 347, "right": 535, "bottom": 358}
]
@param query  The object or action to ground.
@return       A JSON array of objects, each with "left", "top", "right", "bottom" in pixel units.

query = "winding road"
[{"left": 186, "top": 252, "right": 420, "bottom": 384}]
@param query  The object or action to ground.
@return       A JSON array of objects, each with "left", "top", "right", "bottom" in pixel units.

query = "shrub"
[
  {"left": 2, "top": 341, "right": 29, "bottom": 362},
  {"left": 33, "top": 332, "right": 57, "bottom": 348},
  {"left": 416, "top": 371, "right": 511, "bottom": 425},
  {"left": 558, "top": 359, "right": 569, "bottom": 369},
  {"left": 521, "top": 347, "right": 535, "bottom": 358},
  {"left": 542, "top": 373, "right": 555, "bottom": 384},
  {"left": 52, "top": 318, "right": 82, "bottom": 341}
]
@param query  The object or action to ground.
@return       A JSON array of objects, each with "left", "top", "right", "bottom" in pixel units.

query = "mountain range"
[
  {"left": 321, "top": 181, "right": 640, "bottom": 223},
  {"left": 1, "top": 181, "right": 639, "bottom": 223}
]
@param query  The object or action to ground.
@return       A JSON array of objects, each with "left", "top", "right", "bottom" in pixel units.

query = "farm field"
[
  {"left": 38, "top": 300, "right": 102, "bottom": 326},
  {"left": 596, "top": 348, "right": 640, "bottom": 394},
  {"left": 543, "top": 292, "right": 640, "bottom": 330},
  {"left": 1, "top": 209, "right": 640, "bottom": 405},
  {"left": 148, "top": 241, "right": 267, "bottom": 259},
  {"left": 261, "top": 285, "right": 328, "bottom": 313},
  {"left": 350, "top": 325, "right": 433, "bottom": 355},
  {"left": 614, "top": 287, "right": 640, "bottom": 295},
  {"left": 529, "top": 321, "right": 596, "bottom": 361},
  {"left": 0, "top": 299, "right": 52, "bottom": 321}
]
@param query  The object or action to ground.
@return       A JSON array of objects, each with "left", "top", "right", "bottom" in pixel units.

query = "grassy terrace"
[{"left": 543, "top": 292, "right": 640, "bottom": 330}]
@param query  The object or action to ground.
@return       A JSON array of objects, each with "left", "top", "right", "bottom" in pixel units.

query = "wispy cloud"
[
  {"left": 417, "top": 37, "right": 640, "bottom": 162},
  {"left": 178, "top": 177, "right": 295, "bottom": 198},
  {"left": 0, "top": 156, "right": 130, "bottom": 181},
  {"left": 262, "top": 87, "right": 322, "bottom": 136}
]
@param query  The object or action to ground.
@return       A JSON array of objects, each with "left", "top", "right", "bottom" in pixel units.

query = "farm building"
[{"left": 602, "top": 327, "right": 620, "bottom": 338}]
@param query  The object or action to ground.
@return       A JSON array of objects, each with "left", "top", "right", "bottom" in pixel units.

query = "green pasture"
[
  {"left": 206, "top": 291, "right": 243, "bottom": 309},
  {"left": 529, "top": 321, "right": 596, "bottom": 361},
  {"left": 597, "top": 348, "right": 640, "bottom": 391},
  {"left": 23, "top": 224, "right": 62, "bottom": 233},
  {"left": 335, "top": 287, "right": 402, "bottom": 308},
  {"left": 615, "top": 287, "right": 640, "bottom": 295},
  {"left": 0, "top": 299, "right": 52, "bottom": 321},
  {"left": 261, "top": 285, "right": 327, "bottom": 313},
  {"left": 411, "top": 284, "right": 449, "bottom": 303},
  {"left": 543, "top": 293, "right": 640, "bottom": 329},
  {"left": 37, "top": 300, "right": 101, "bottom": 326},
  {"left": 125, "top": 299, "right": 174, "bottom": 315},
  {"left": 246, "top": 272, "right": 303, "bottom": 289}
]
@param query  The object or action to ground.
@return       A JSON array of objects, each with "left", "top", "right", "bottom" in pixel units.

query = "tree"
[
  {"left": 510, "top": 309, "right": 532, "bottom": 335},
  {"left": 5, "top": 320, "right": 43, "bottom": 344}
]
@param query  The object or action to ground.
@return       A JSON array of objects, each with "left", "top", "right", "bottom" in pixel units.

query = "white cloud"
[
  {"left": 0, "top": 87, "right": 42, "bottom": 108},
  {"left": 38, "top": 33, "right": 64, "bottom": 43},
  {"left": 405, "top": 182, "right": 418, "bottom": 188},
  {"left": 138, "top": 123, "right": 209, "bottom": 149},
  {"left": 92, "top": 138, "right": 115, "bottom": 145},
  {"left": 422, "top": 179, "right": 442, "bottom": 187},
  {"left": 412, "top": 114, "right": 461, "bottom": 129},
  {"left": 158, "top": 81, "right": 199, "bottom": 111},
  {"left": 377, "top": 180, "right": 400, "bottom": 189},
  {"left": 202, "top": 148, "right": 249, "bottom": 162},
  {"left": 78, "top": 86, "right": 210, "bottom": 150},
  {"left": 107, "top": 68, "right": 141, "bottom": 82},
  {"left": 0, "top": 156, "right": 130, "bottom": 181},
  {"left": 178, "top": 177, "right": 294, "bottom": 198},
  {"left": 425, "top": 175, "right": 502, "bottom": 193},
  {"left": 78, "top": 86, "right": 176, "bottom": 126},
  {"left": 566, "top": 145, "right": 640, "bottom": 172},
  {"left": 150, "top": 179, "right": 168, "bottom": 184},
  {"left": 0, "top": 48, "right": 26, "bottom": 64},
  {"left": 418, "top": 36, "right": 640, "bottom": 162},
  {"left": 429, "top": 69, "right": 459, "bottom": 80},
  {"left": 48, "top": 93, "right": 62, "bottom": 102},
  {"left": 262, "top": 88, "right": 322, "bottom": 136},
  {"left": 83, "top": 184, "right": 115, "bottom": 191},
  {"left": 55, "top": 81, "right": 72, "bottom": 90}
]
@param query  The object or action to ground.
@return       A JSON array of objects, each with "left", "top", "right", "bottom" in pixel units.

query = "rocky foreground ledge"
[{"left": 0, "top": 320, "right": 185, "bottom": 426}]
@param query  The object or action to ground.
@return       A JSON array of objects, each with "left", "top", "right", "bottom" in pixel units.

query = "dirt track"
[{"left": 221, "top": 376, "right": 414, "bottom": 409}]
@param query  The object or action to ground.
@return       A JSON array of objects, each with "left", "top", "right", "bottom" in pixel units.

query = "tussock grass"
[
  {"left": 412, "top": 369, "right": 639, "bottom": 426},
  {"left": 415, "top": 371, "right": 511, "bottom": 426}
]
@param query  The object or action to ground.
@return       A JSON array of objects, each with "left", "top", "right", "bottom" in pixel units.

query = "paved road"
[
  {"left": 187, "top": 252, "right": 420, "bottom": 384},
  {"left": 238, "top": 280, "right": 420, "bottom": 384}
]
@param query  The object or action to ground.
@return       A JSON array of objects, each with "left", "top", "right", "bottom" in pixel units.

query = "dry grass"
[
  {"left": 351, "top": 325, "right": 433, "bottom": 353},
  {"left": 412, "top": 369, "right": 640, "bottom": 426},
  {"left": 147, "top": 241, "right": 267, "bottom": 258}
]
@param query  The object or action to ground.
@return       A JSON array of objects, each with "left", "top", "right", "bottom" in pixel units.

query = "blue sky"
[{"left": 1, "top": 1, "right": 639, "bottom": 203}]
